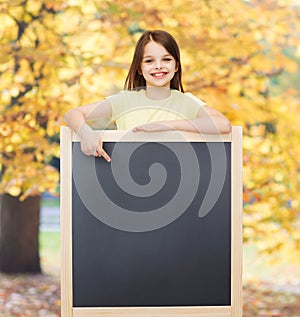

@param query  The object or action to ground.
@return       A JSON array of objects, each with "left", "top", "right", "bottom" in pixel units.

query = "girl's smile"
[{"left": 151, "top": 72, "right": 168, "bottom": 79}]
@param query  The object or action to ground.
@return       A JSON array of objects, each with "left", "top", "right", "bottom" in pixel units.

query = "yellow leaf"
[
  {"left": 11, "top": 133, "right": 22, "bottom": 144},
  {"left": 5, "top": 145, "right": 14, "bottom": 152},
  {"left": 227, "top": 83, "right": 242, "bottom": 96},
  {"left": 8, "top": 185, "right": 21, "bottom": 197}
]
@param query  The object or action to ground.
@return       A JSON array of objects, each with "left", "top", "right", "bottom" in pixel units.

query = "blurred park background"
[{"left": 0, "top": 0, "right": 300, "bottom": 316}]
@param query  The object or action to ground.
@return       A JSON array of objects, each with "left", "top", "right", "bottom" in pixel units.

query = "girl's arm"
[
  {"left": 64, "top": 99, "right": 112, "bottom": 160},
  {"left": 132, "top": 106, "right": 231, "bottom": 134}
]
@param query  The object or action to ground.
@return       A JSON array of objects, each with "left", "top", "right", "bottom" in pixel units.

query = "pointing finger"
[{"left": 97, "top": 148, "right": 111, "bottom": 162}]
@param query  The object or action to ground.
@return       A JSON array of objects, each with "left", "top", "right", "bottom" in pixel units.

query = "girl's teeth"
[{"left": 153, "top": 73, "right": 165, "bottom": 77}]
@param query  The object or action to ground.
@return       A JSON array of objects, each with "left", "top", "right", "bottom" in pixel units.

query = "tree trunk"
[{"left": 0, "top": 193, "right": 41, "bottom": 273}]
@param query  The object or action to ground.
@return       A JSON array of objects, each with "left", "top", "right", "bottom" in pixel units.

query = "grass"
[
  {"left": 39, "top": 231, "right": 60, "bottom": 276},
  {"left": 40, "top": 197, "right": 60, "bottom": 208},
  {"left": 243, "top": 244, "right": 300, "bottom": 286}
]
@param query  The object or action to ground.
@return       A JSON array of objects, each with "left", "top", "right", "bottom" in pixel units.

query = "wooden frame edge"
[
  {"left": 71, "top": 130, "right": 232, "bottom": 142},
  {"left": 73, "top": 306, "right": 231, "bottom": 317},
  {"left": 60, "top": 126, "right": 73, "bottom": 317},
  {"left": 231, "top": 126, "right": 243, "bottom": 317}
]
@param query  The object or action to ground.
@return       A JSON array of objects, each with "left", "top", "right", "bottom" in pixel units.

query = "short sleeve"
[
  {"left": 105, "top": 91, "right": 126, "bottom": 121},
  {"left": 183, "top": 92, "right": 207, "bottom": 118}
]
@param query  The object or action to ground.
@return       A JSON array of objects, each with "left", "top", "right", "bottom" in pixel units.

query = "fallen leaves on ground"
[
  {"left": 0, "top": 273, "right": 60, "bottom": 317},
  {"left": 0, "top": 273, "right": 300, "bottom": 317},
  {"left": 243, "top": 280, "right": 300, "bottom": 317}
]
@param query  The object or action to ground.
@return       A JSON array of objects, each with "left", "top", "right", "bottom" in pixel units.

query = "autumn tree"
[
  {"left": 0, "top": 0, "right": 299, "bottom": 273},
  {"left": 0, "top": 0, "right": 65, "bottom": 273},
  {"left": 0, "top": 0, "right": 95, "bottom": 273}
]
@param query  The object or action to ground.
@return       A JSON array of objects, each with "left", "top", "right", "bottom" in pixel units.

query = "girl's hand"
[
  {"left": 132, "top": 122, "right": 172, "bottom": 132},
  {"left": 80, "top": 130, "right": 111, "bottom": 162}
]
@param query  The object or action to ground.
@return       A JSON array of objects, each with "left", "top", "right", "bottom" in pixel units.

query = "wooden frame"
[{"left": 60, "top": 126, "right": 243, "bottom": 317}]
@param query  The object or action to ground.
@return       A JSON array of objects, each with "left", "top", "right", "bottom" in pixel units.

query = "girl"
[{"left": 64, "top": 30, "right": 231, "bottom": 161}]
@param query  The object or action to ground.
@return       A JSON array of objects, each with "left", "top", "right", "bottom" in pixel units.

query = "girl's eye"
[{"left": 143, "top": 58, "right": 173, "bottom": 63}]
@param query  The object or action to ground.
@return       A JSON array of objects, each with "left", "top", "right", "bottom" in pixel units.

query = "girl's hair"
[{"left": 124, "top": 30, "right": 184, "bottom": 92}]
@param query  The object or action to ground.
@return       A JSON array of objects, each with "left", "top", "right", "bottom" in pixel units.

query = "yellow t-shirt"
[{"left": 106, "top": 89, "right": 206, "bottom": 130}]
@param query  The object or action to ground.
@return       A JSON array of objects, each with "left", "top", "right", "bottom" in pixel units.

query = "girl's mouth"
[{"left": 151, "top": 72, "right": 168, "bottom": 79}]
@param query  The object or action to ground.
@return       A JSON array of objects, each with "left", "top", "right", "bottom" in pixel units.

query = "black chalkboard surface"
[{"left": 71, "top": 141, "right": 231, "bottom": 307}]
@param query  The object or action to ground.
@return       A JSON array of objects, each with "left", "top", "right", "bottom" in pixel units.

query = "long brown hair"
[{"left": 124, "top": 30, "right": 184, "bottom": 92}]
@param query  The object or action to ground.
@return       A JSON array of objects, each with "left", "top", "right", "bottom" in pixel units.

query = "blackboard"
[{"left": 60, "top": 128, "right": 242, "bottom": 317}]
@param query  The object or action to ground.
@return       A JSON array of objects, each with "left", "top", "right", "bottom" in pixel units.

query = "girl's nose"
[{"left": 154, "top": 60, "right": 162, "bottom": 69}]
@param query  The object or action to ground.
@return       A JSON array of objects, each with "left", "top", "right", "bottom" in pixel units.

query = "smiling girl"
[{"left": 64, "top": 30, "right": 231, "bottom": 161}]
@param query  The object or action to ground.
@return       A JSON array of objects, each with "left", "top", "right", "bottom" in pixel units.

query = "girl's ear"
[
  {"left": 175, "top": 62, "right": 179, "bottom": 72},
  {"left": 138, "top": 67, "right": 143, "bottom": 75}
]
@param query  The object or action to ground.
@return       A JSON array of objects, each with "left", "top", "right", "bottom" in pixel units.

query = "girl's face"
[{"left": 140, "top": 41, "right": 178, "bottom": 89}]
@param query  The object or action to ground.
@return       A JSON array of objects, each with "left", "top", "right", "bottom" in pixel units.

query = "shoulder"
[
  {"left": 171, "top": 90, "right": 207, "bottom": 107},
  {"left": 106, "top": 89, "right": 140, "bottom": 102},
  {"left": 107, "top": 90, "right": 136, "bottom": 98},
  {"left": 183, "top": 92, "right": 207, "bottom": 106}
]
